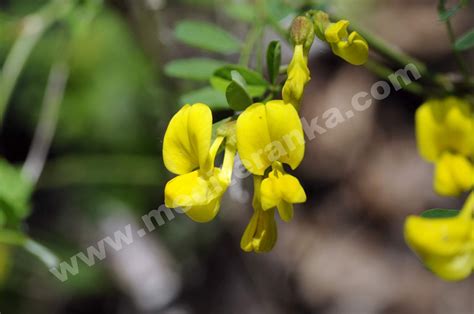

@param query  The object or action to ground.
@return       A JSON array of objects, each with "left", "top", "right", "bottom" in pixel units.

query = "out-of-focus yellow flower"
[
  {"left": 434, "top": 152, "right": 474, "bottom": 196},
  {"left": 324, "top": 20, "right": 369, "bottom": 65},
  {"left": 415, "top": 97, "right": 474, "bottom": 196},
  {"left": 282, "top": 44, "right": 310, "bottom": 110},
  {"left": 404, "top": 193, "right": 474, "bottom": 281},
  {"left": 416, "top": 97, "right": 474, "bottom": 162},
  {"left": 241, "top": 176, "right": 277, "bottom": 253},
  {"left": 163, "top": 104, "right": 235, "bottom": 222},
  {"left": 260, "top": 161, "right": 306, "bottom": 222},
  {"left": 236, "top": 100, "right": 305, "bottom": 175}
]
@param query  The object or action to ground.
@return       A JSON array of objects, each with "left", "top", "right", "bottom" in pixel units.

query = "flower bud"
[{"left": 290, "top": 16, "right": 315, "bottom": 53}]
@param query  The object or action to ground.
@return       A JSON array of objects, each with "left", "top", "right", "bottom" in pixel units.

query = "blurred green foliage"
[
  {"left": 11, "top": 11, "right": 163, "bottom": 152},
  {"left": 0, "top": 158, "right": 33, "bottom": 227}
]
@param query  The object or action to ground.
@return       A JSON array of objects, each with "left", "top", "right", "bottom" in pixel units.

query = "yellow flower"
[
  {"left": 236, "top": 100, "right": 305, "bottom": 176},
  {"left": 237, "top": 99, "right": 306, "bottom": 223},
  {"left": 241, "top": 176, "right": 277, "bottom": 253},
  {"left": 324, "top": 20, "right": 369, "bottom": 65},
  {"left": 282, "top": 44, "right": 310, "bottom": 110},
  {"left": 416, "top": 97, "right": 474, "bottom": 162},
  {"left": 163, "top": 103, "right": 235, "bottom": 222},
  {"left": 404, "top": 193, "right": 474, "bottom": 281},
  {"left": 415, "top": 97, "right": 474, "bottom": 196},
  {"left": 434, "top": 152, "right": 474, "bottom": 196},
  {"left": 260, "top": 161, "right": 306, "bottom": 222}
]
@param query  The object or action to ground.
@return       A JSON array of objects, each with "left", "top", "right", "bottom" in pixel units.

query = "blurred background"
[{"left": 0, "top": 0, "right": 473, "bottom": 313}]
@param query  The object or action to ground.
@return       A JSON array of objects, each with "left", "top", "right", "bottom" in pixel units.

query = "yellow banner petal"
[
  {"left": 236, "top": 103, "right": 273, "bottom": 175},
  {"left": 416, "top": 97, "right": 474, "bottom": 162},
  {"left": 163, "top": 103, "right": 212, "bottom": 174}
]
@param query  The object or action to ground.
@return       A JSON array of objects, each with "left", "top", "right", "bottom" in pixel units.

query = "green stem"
[
  {"left": 445, "top": 18, "right": 471, "bottom": 81},
  {"left": 326, "top": 13, "right": 455, "bottom": 94},
  {"left": 0, "top": 0, "right": 75, "bottom": 128},
  {"left": 345, "top": 23, "right": 428, "bottom": 77},
  {"left": 0, "top": 229, "right": 59, "bottom": 268},
  {"left": 22, "top": 62, "right": 69, "bottom": 184},
  {"left": 239, "top": 24, "right": 263, "bottom": 67},
  {"left": 364, "top": 60, "right": 426, "bottom": 97}
]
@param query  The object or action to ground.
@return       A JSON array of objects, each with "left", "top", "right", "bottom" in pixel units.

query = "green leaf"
[
  {"left": 266, "top": 41, "right": 281, "bottom": 84},
  {"left": 421, "top": 208, "right": 460, "bottom": 218},
  {"left": 230, "top": 70, "right": 247, "bottom": 87},
  {"left": 0, "top": 159, "right": 33, "bottom": 223},
  {"left": 179, "top": 86, "right": 229, "bottom": 110},
  {"left": 223, "top": 3, "right": 256, "bottom": 22},
  {"left": 226, "top": 73, "right": 252, "bottom": 111},
  {"left": 455, "top": 28, "right": 474, "bottom": 51},
  {"left": 164, "top": 58, "right": 226, "bottom": 81},
  {"left": 174, "top": 20, "right": 241, "bottom": 54},
  {"left": 265, "top": 0, "right": 297, "bottom": 21},
  {"left": 210, "top": 65, "right": 269, "bottom": 98},
  {"left": 438, "top": 0, "right": 470, "bottom": 21},
  {"left": 226, "top": 82, "right": 252, "bottom": 111}
]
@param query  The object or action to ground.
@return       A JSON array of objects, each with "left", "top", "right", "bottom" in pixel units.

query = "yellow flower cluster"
[
  {"left": 415, "top": 97, "right": 474, "bottom": 196},
  {"left": 162, "top": 14, "right": 370, "bottom": 253},
  {"left": 405, "top": 96, "right": 474, "bottom": 281},
  {"left": 163, "top": 42, "right": 315, "bottom": 252},
  {"left": 162, "top": 100, "right": 306, "bottom": 253},
  {"left": 405, "top": 193, "right": 474, "bottom": 281}
]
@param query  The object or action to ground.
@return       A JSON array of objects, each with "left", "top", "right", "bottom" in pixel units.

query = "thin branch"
[
  {"left": 0, "top": 0, "right": 76, "bottom": 128},
  {"left": 445, "top": 18, "right": 471, "bottom": 81},
  {"left": 0, "top": 229, "right": 59, "bottom": 268},
  {"left": 21, "top": 62, "right": 69, "bottom": 185}
]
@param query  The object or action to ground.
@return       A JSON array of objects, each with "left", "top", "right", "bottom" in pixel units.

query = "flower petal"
[
  {"left": 404, "top": 207, "right": 472, "bottom": 281},
  {"left": 277, "top": 201, "right": 294, "bottom": 222},
  {"left": 282, "top": 45, "right": 310, "bottom": 109},
  {"left": 240, "top": 209, "right": 259, "bottom": 252},
  {"left": 163, "top": 103, "right": 212, "bottom": 174},
  {"left": 236, "top": 103, "right": 272, "bottom": 175},
  {"left": 260, "top": 169, "right": 306, "bottom": 222},
  {"left": 183, "top": 196, "right": 222, "bottom": 223},
  {"left": 241, "top": 208, "right": 277, "bottom": 253},
  {"left": 434, "top": 152, "right": 474, "bottom": 196},
  {"left": 260, "top": 173, "right": 280, "bottom": 210},
  {"left": 266, "top": 100, "right": 305, "bottom": 170},
  {"left": 164, "top": 169, "right": 227, "bottom": 208},
  {"left": 280, "top": 174, "right": 307, "bottom": 204},
  {"left": 324, "top": 20, "right": 349, "bottom": 43},
  {"left": 416, "top": 97, "right": 474, "bottom": 162},
  {"left": 325, "top": 20, "right": 368, "bottom": 65}
]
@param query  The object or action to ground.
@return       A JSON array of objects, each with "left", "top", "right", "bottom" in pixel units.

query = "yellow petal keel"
[
  {"left": 241, "top": 176, "right": 278, "bottom": 253},
  {"left": 260, "top": 165, "right": 306, "bottom": 222}
]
